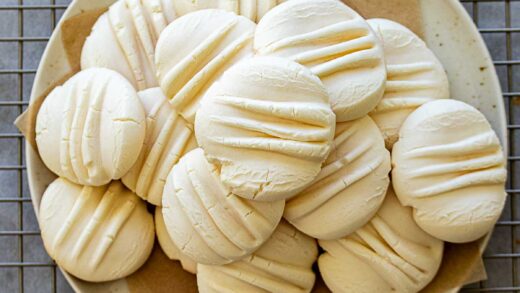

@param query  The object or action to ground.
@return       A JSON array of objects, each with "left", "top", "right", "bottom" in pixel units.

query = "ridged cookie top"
[
  {"left": 81, "top": 0, "right": 176, "bottom": 90},
  {"left": 39, "top": 178, "right": 155, "bottom": 282},
  {"left": 155, "top": 208, "right": 197, "bottom": 274},
  {"left": 254, "top": 0, "right": 386, "bottom": 122},
  {"left": 195, "top": 57, "right": 335, "bottom": 201},
  {"left": 319, "top": 189, "right": 443, "bottom": 293},
  {"left": 122, "top": 88, "right": 197, "bottom": 206},
  {"left": 155, "top": 9, "right": 256, "bottom": 124},
  {"left": 172, "top": 0, "right": 282, "bottom": 22},
  {"left": 35, "top": 68, "right": 146, "bottom": 186},
  {"left": 368, "top": 18, "right": 450, "bottom": 149},
  {"left": 197, "top": 220, "right": 317, "bottom": 293},
  {"left": 285, "top": 116, "right": 390, "bottom": 240},
  {"left": 162, "top": 148, "right": 285, "bottom": 265},
  {"left": 392, "top": 99, "right": 507, "bottom": 243}
]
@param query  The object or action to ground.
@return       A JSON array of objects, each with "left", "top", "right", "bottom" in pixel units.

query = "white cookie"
[
  {"left": 39, "top": 178, "right": 154, "bottom": 282},
  {"left": 172, "top": 0, "right": 283, "bottom": 22},
  {"left": 122, "top": 88, "right": 197, "bottom": 206},
  {"left": 81, "top": 0, "right": 176, "bottom": 90},
  {"left": 162, "top": 148, "right": 285, "bottom": 265},
  {"left": 254, "top": 0, "right": 386, "bottom": 122},
  {"left": 319, "top": 188, "right": 444, "bottom": 293},
  {"left": 155, "top": 208, "right": 197, "bottom": 274},
  {"left": 285, "top": 116, "right": 390, "bottom": 240},
  {"left": 197, "top": 220, "right": 317, "bottom": 293},
  {"left": 368, "top": 18, "right": 450, "bottom": 149},
  {"left": 155, "top": 9, "right": 255, "bottom": 124},
  {"left": 195, "top": 57, "right": 335, "bottom": 201},
  {"left": 392, "top": 99, "right": 507, "bottom": 243},
  {"left": 36, "top": 68, "right": 145, "bottom": 186}
]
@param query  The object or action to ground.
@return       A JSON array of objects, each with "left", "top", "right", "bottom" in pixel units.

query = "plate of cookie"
[{"left": 20, "top": 0, "right": 507, "bottom": 292}]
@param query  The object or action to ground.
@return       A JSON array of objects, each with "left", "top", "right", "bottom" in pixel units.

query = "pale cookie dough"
[
  {"left": 285, "top": 116, "right": 390, "bottom": 240},
  {"left": 195, "top": 57, "right": 335, "bottom": 201},
  {"left": 254, "top": 0, "right": 386, "bottom": 122},
  {"left": 155, "top": 208, "right": 197, "bottom": 274},
  {"left": 81, "top": 0, "right": 176, "bottom": 90},
  {"left": 155, "top": 9, "right": 255, "bottom": 124},
  {"left": 368, "top": 18, "right": 450, "bottom": 149},
  {"left": 122, "top": 88, "right": 197, "bottom": 206},
  {"left": 392, "top": 99, "right": 507, "bottom": 243},
  {"left": 172, "top": 0, "right": 283, "bottom": 22},
  {"left": 197, "top": 220, "right": 317, "bottom": 293},
  {"left": 39, "top": 178, "right": 154, "bottom": 282},
  {"left": 162, "top": 148, "right": 285, "bottom": 265},
  {"left": 35, "top": 68, "right": 146, "bottom": 186},
  {"left": 319, "top": 189, "right": 444, "bottom": 293}
]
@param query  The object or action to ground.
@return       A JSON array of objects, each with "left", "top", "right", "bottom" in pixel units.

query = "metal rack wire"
[{"left": 0, "top": 0, "right": 517, "bottom": 292}]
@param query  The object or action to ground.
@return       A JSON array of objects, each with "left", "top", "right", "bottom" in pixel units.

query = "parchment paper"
[{"left": 343, "top": 0, "right": 423, "bottom": 37}]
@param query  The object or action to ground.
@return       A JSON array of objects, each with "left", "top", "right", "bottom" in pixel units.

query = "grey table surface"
[{"left": 0, "top": 0, "right": 518, "bottom": 292}]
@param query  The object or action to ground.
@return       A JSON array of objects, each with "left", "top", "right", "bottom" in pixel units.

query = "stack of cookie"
[{"left": 33, "top": 0, "right": 507, "bottom": 292}]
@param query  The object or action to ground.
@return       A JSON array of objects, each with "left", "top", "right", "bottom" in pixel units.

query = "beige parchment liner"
[{"left": 14, "top": 0, "right": 491, "bottom": 292}]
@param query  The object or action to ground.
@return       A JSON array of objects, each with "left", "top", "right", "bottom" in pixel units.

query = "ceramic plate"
[{"left": 26, "top": 0, "right": 506, "bottom": 292}]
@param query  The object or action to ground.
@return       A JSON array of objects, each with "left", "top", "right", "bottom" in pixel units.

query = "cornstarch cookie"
[
  {"left": 82, "top": 0, "right": 177, "bottom": 90},
  {"left": 39, "top": 178, "right": 154, "bottom": 282},
  {"left": 122, "top": 88, "right": 197, "bottom": 206},
  {"left": 368, "top": 18, "right": 450, "bottom": 149},
  {"left": 195, "top": 57, "right": 335, "bottom": 201},
  {"left": 285, "top": 116, "right": 390, "bottom": 240},
  {"left": 197, "top": 220, "right": 317, "bottom": 293},
  {"left": 392, "top": 99, "right": 507, "bottom": 243},
  {"left": 162, "top": 148, "right": 285, "bottom": 265},
  {"left": 319, "top": 188, "right": 444, "bottom": 292},
  {"left": 36, "top": 68, "right": 145, "bottom": 186},
  {"left": 255, "top": 0, "right": 386, "bottom": 122},
  {"left": 155, "top": 9, "right": 255, "bottom": 123}
]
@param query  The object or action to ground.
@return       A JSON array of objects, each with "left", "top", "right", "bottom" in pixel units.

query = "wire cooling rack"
[{"left": 0, "top": 0, "right": 518, "bottom": 292}]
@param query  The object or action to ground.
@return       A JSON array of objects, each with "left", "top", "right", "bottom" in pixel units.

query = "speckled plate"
[{"left": 26, "top": 0, "right": 507, "bottom": 292}]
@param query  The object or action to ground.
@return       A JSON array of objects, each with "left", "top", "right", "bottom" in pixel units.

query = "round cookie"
[
  {"left": 162, "top": 148, "right": 285, "bottom": 265},
  {"left": 195, "top": 57, "right": 335, "bottom": 201},
  {"left": 254, "top": 0, "right": 386, "bottom": 122},
  {"left": 197, "top": 220, "right": 317, "bottom": 293},
  {"left": 285, "top": 116, "right": 390, "bottom": 240},
  {"left": 82, "top": 0, "right": 176, "bottom": 90},
  {"left": 155, "top": 9, "right": 256, "bottom": 124},
  {"left": 319, "top": 188, "right": 444, "bottom": 293},
  {"left": 172, "top": 0, "right": 282, "bottom": 22},
  {"left": 39, "top": 178, "right": 154, "bottom": 282},
  {"left": 392, "top": 99, "right": 507, "bottom": 243},
  {"left": 155, "top": 208, "right": 197, "bottom": 274},
  {"left": 122, "top": 88, "right": 197, "bottom": 206},
  {"left": 368, "top": 18, "right": 450, "bottom": 149},
  {"left": 35, "top": 68, "right": 146, "bottom": 186}
]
